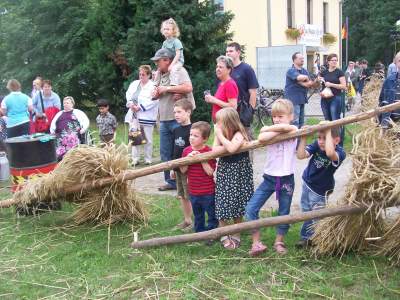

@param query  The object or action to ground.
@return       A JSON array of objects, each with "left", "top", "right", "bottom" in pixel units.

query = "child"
[
  {"left": 96, "top": 99, "right": 117, "bottom": 144},
  {"left": 245, "top": 99, "right": 298, "bottom": 256},
  {"left": 214, "top": 107, "right": 254, "bottom": 250},
  {"left": 172, "top": 99, "right": 193, "bottom": 230},
  {"left": 296, "top": 124, "right": 346, "bottom": 248},
  {"left": 181, "top": 121, "right": 218, "bottom": 235},
  {"left": 157, "top": 18, "right": 184, "bottom": 83}
]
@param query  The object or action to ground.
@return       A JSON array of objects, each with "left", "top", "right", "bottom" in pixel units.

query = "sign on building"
[{"left": 298, "top": 24, "right": 323, "bottom": 47}]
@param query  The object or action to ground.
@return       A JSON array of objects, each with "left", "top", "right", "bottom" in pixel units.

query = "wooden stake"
[{"left": 131, "top": 205, "right": 366, "bottom": 249}]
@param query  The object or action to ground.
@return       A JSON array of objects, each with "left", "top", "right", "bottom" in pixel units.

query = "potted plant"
[
  {"left": 323, "top": 33, "right": 337, "bottom": 45},
  {"left": 285, "top": 28, "right": 301, "bottom": 40}
]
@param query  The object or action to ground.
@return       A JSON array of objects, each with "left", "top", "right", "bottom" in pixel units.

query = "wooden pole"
[
  {"left": 131, "top": 205, "right": 366, "bottom": 249},
  {"left": 0, "top": 101, "right": 399, "bottom": 209},
  {"left": 63, "top": 102, "right": 400, "bottom": 194}
]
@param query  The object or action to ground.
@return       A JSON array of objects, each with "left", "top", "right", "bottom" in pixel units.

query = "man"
[
  {"left": 151, "top": 48, "right": 195, "bottom": 191},
  {"left": 284, "top": 52, "right": 316, "bottom": 128},
  {"left": 387, "top": 56, "right": 398, "bottom": 77},
  {"left": 358, "top": 59, "right": 371, "bottom": 96},
  {"left": 379, "top": 51, "right": 400, "bottom": 128},
  {"left": 226, "top": 42, "right": 259, "bottom": 137}
]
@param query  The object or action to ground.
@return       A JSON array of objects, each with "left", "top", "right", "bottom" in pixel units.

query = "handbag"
[
  {"left": 320, "top": 87, "right": 334, "bottom": 99},
  {"left": 238, "top": 99, "right": 254, "bottom": 127},
  {"left": 128, "top": 118, "right": 147, "bottom": 146}
]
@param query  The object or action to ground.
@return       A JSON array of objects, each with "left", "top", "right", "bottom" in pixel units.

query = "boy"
[
  {"left": 172, "top": 99, "right": 193, "bottom": 230},
  {"left": 296, "top": 123, "right": 346, "bottom": 248},
  {"left": 181, "top": 121, "right": 217, "bottom": 236},
  {"left": 96, "top": 99, "right": 117, "bottom": 144}
]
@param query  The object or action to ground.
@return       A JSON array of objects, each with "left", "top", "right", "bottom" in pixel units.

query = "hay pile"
[
  {"left": 312, "top": 76, "right": 400, "bottom": 263},
  {"left": 13, "top": 144, "right": 147, "bottom": 225}
]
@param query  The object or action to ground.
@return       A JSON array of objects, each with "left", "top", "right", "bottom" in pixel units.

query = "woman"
[
  {"left": 50, "top": 96, "right": 89, "bottom": 160},
  {"left": 204, "top": 56, "right": 238, "bottom": 123},
  {"left": 31, "top": 76, "right": 43, "bottom": 99},
  {"left": 1, "top": 79, "right": 33, "bottom": 138},
  {"left": 319, "top": 53, "right": 346, "bottom": 121},
  {"left": 125, "top": 65, "right": 158, "bottom": 165}
]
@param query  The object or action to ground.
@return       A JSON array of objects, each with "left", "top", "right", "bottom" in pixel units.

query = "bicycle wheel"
[
  {"left": 251, "top": 108, "right": 263, "bottom": 131},
  {"left": 259, "top": 108, "right": 272, "bottom": 126}
]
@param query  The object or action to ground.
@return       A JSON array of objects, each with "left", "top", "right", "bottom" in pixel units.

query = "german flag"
[{"left": 341, "top": 24, "right": 347, "bottom": 39}]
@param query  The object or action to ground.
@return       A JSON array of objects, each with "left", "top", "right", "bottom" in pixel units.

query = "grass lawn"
[
  {"left": 1, "top": 117, "right": 393, "bottom": 299},
  {"left": 0, "top": 188, "right": 399, "bottom": 299}
]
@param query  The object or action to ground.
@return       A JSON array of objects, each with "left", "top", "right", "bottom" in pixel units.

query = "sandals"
[
  {"left": 274, "top": 242, "right": 288, "bottom": 255},
  {"left": 220, "top": 236, "right": 241, "bottom": 250},
  {"left": 249, "top": 241, "right": 267, "bottom": 257}
]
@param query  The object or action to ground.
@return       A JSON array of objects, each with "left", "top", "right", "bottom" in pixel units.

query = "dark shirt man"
[
  {"left": 226, "top": 42, "right": 259, "bottom": 136},
  {"left": 284, "top": 52, "right": 316, "bottom": 128}
]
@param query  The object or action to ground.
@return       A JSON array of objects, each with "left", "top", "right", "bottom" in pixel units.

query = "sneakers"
[
  {"left": 295, "top": 239, "right": 313, "bottom": 249},
  {"left": 158, "top": 184, "right": 176, "bottom": 191}
]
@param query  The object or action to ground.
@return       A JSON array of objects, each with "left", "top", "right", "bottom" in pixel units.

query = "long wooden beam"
[{"left": 131, "top": 205, "right": 366, "bottom": 249}]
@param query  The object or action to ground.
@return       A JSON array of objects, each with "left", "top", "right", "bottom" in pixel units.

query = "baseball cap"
[{"left": 150, "top": 48, "right": 174, "bottom": 61}]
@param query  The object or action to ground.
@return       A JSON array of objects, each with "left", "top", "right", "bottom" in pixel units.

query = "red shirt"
[
  {"left": 182, "top": 145, "right": 216, "bottom": 196},
  {"left": 211, "top": 78, "right": 238, "bottom": 122}
]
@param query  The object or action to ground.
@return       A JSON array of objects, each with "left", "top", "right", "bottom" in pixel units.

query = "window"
[
  {"left": 287, "top": 0, "right": 294, "bottom": 28},
  {"left": 323, "top": 2, "right": 328, "bottom": 33},
  {"left": 213, "top": 0, "right": 224, "bottom": 12},
  {"left": 307, "top": 0, "right": 312, "bottom": 24}
]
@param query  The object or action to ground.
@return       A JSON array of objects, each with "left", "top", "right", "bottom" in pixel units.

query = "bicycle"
[{"left": 251, "top": 87, "right": 284, "bottom": 130}]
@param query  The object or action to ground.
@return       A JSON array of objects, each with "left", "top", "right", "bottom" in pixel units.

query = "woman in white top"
[
  {"left": 125, "top": 65, "right": 158, "bottom": 165},
  {"left": 50, "top": 96, "right": 89, "bottom": 160}
]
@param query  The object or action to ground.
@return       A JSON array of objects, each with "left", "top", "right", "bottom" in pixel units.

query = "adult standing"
[
  {"left": 388, "top": 57, "right": 398, "bottom": 77},
  {"left": 31, "top": 76, "right": 43, "bottom": 99},
  {"left": 50, "top": 96, "right": 89, "bottom": 160},
  {"left": 1, "top": 79, "right": 33, "bottom": 138},
  {"left": 379, "top": 51, "right": 400, "bottom": 128},
  {"left": 345, "top": 61, "right": 359, "bottom": 109},
  {"left": 284, "top": 52, "right": 316, "bottom": 128},
  {"left": 151, "top": 48, "right": 195, "bottom": 191},
  {"left": 204, "top": 56, "right": 238, "bottom": 123},
  {"left": 125, "top": 65, "right": 158, "bottom": 165},
  {"left": 32, "top": 80, "right": 61, "bottom": 132},
  {"left": 319, "top": 53, "right": 346, "bottom": 122},
  {"left": 32, "top": 80, "right": 61, "bottom": 117},
  {"left": 225, "top": 42, "right": 259, "bottom": 137},
  {"left": 357, "top": 59, "right": 371, "bottom": 96}
]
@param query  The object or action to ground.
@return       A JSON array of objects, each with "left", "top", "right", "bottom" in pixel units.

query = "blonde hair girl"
[
  {"left": 213, "top": 107, "right": 254, "bottom": 250},
  {"left": 160, "top": 18, "right": 184, "bottom": 76}
]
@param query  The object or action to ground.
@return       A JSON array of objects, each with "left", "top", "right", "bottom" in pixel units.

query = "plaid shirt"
[{"left": 96, "top": 112, "right": 117, "bottom": 135}]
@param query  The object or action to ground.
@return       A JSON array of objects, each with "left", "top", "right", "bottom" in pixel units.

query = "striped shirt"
[{"left": 182, "top": 145, "right": 216, "bottom": 196}]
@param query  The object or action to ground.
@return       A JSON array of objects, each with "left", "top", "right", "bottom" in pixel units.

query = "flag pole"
[{"left": 345, "top": 16, "right": 349, "bottom": 66}]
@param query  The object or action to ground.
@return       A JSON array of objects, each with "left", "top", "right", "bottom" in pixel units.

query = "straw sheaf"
[
  {"left": 13, "top": 144, "right": 147, "bottom": 225},
  {"left": 376, "top": 217, "right": 400, "bottom": 265},
  {"left": 312, "top": 76, "right": 400, "bottom": 257}
]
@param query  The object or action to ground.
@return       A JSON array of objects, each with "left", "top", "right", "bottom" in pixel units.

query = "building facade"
[{"left": 219, "top": 0, "right": 342, "bottom": 74}]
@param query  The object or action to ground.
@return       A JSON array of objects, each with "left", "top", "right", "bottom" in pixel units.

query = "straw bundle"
[
  {"left": 376, "top": 217, "right": 400, "bottom": 265},
  {"left": 13, "top": 144, "right": 147, "bottom": 225},
  {"left": 312, "top": 76, "right": 400, "bottom": 256}
]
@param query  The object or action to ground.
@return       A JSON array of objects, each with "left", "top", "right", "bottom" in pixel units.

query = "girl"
[
  {"left": 158, "top": 18, "right": 184, "bottom": 83},
  {"left": 245, "top": 99, "right": 298, "bottom": 256},
  {"left": 214, "top": 107, "right": 254, "bottom": 250}
]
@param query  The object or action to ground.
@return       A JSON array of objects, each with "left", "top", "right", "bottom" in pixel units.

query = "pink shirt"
[
  {"left": 211, "top": 78, "right": 238, "bottom": 122},
  {"left": 263, "top": 138, "right": 297, "bottom": 176}
]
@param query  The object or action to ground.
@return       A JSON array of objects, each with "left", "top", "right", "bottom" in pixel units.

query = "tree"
[
  {"left": 0, "top": 0, "right": 233, "bottom": 121},
  {"left": 123, "top": 0, "right": 233, "bottom": 121},
  {"left": 344, "top": 0, "right": 399, "bottom": 64}
]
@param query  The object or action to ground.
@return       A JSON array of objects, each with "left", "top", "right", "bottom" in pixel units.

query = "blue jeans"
[
  {"left": 292, "top": 104, "right": 305, "bottom": 128},
  {"left": 159, "top": 120, "right": 179, "bottom": 188},
  {"left": 245, "top": 174, "right": 294, "bottom": 236},
  {"left": 190, "top": 194, "right": 218, "bottom": 233},
  {"left": 320, "top": 94, "right": 342, "bottom": 121},
  {"left": 300, "top": 183, "right": 326, "bottom": 240}
]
